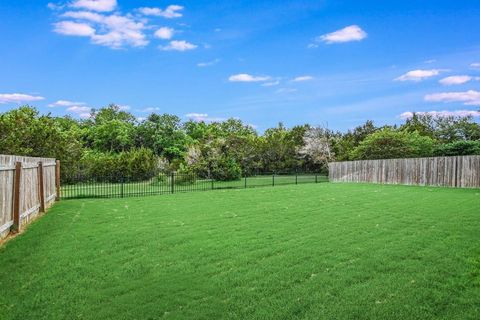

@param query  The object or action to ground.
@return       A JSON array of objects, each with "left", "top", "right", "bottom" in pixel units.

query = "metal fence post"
[
  {"left": 245, "top": 174, "right": 247, "bottom": 188},
  {"left": 211, "top": 176, "right": 214, "bottom": 190},
  {"left": 55, "top": 160, "right": 61, "bottom": 201},
  {"left": 295, "top": 170, "right": 298, "bottom": 185},
  {"left": 120, "top": 175, "right": 124, "bottom": 198},
  {"left": 315, "top": 174, "right": 318, "bottom": 183},
  {"left": 171, "top": 172, "right": 175, "bottom": 194},
  {"left": 272, "top": 172, "right": 275, "bottom": 186}
]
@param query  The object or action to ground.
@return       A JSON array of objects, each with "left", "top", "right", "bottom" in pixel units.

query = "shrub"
[
  {"left": 77, "top": 148, "right": 158, "bottom": 182},
  {"left": 174, "top": 164, "right": 196, "bottom": 185},
  {"left": 434, "top": 140, "right": 480, "bottom": 156},
  {"left": 351, "top": 128, "right": 435, "bottom": 160},
  {"left": 150, "top": 173, "right": 168, "bottom": 186},
  {"left": 210, "top": 156, "right": 242, "bottom": 181}
]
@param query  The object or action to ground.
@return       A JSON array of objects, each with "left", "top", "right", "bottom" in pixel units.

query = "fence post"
[
  {"left": 272, "top": 172, "right": 275, "bottom": 186},
  {"left": 120, "top": 175, "right": 124, "bottom": 198},
  {"left": 315, "top": 174, "right": 318, "bottom": 183},
  {"left": 12, "top": 162, "right": 22, "bottom": 232},
  {"left": 55, "top": 160, "right": 61, "bottom": 201},
  {"left": 38, "top": 162, "right": 45, "bottom": 213},
  {"left": 295, "top": 170, "right": 298, "bottom": 185},
  {"left": 244, "top": 174, "right": 247, "bottom": 188},
  {"left": 171, "top": 172, "right": 175, "bottom": 194},
  {"left": 211, "top": 175, "right": 214, "bottom": 190}
]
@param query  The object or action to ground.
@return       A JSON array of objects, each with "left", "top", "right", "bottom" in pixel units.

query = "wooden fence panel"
[
  {"left": 0, "top": 155, "right": 58, "bottom": 240},
  {"left": 328, "top": 155, "right": 480, "bottom": 188},
  {"left": 0, "top": 167, "right": 14, "bottom": 239}
]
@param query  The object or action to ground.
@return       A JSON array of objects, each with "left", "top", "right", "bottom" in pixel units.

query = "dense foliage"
[{"left": 1, "top": 105, "right": 479, "bottom": 181}]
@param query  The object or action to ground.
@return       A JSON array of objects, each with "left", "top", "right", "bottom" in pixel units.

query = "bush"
[
  {"left": 150, "top": 173, "right": 168, "bottom": 186},
  {"left": 76, "top": 148, "right": 158, "bottom": 182},
  {"left": 210, "top": 156, "right": 242, "bottom": 181},
  {"left": 117, "top": 148, "right": 158, "bottom": 181},
  {"left": 434, "top": 140, "right": 480, "bottom": 156},
  {"left": 351, "top": 128, "right": 435, "bottom": 160},
  {"left": 174, "top": 164, "right": 196, "bottom": 185}
]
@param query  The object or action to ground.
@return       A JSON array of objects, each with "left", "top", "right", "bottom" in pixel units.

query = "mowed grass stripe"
[{"left": 0, "top": 183, "right": 479, "bottom": 320}]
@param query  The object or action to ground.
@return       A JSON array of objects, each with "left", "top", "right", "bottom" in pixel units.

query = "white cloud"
[
  {"left": 52, "top": 3, "right": 193, "bottom": 49},
  {"left": 57, "top": 12, "right": 148, "bottom": 48},
  {"left": 185, "top": 113, "right": 225, "bottom": 122},
  {"left": 67, "top": 105, "right": 91, "bottom": 118},
  {"left": 67, "top": 106, "right": 90, "bottom": 112},
  {"left": 70, "top": 0, "right": 117, "bottom": 12},
  {"left": 62, "top": 11, "right": 103, "bottom": 22},
  {"left": 400, "top": 110, "right": 480, "bottom": 120},
  {"left": 160, "top": 40, "right": 197, "bottom": 51},
  {"left": 424, "top": 90, "right": 480, "bottom": 106},
  {"left": 140, "top": 107, "right": 160, "bottom": 112},
  {"left": 439, "top": 75, "right": 473, "bottom": 86},
  {"left": 261, "top": 80, "right": 280, "bottom": 87},
  {"left": 317, "top": 25, "right": 367, "bottom": 44},
  {"left": 118, "top": 104, "right": 130, "bottom": 110},
  {"left": 48, "top": 100, "right": 93, "bottom": 117},
  {"left": 0, "top": 93, "right": 45, "bottom": 104},
  {"left": 138, "top": 5, "right": 184, "bottom": 18},
  {"left": 292, "top": 75, "right": 314, "bottom": 82},
  {"left": 91, "top": 15, "right": 148, "bottom": 48},
  {"left": 47, "top": 2, "right": 63, "bottom": 10},
  {"left": 470, "top": 62, "right": 480, "bottom": 69},
  {"left": 197, "top": 59, "right": 220, "bottom": 67},
  {"left": 48, "top": 100, "right": 85, "bottom": 107},
  {"left": 228, "top": 73, "right": 271, "bottom": 82},
  {"left": 395, "top": 69, "right": 444, "bottom": 82},
  {"left": 53, "top": 21, "right": 95, "bottom": 36},
  {"left": 154, "top": 27, "right": 174, "bottom": 39}
]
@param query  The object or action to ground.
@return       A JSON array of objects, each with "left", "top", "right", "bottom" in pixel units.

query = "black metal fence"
[{"left": 60, "top": 172, "right": 328, "bottom": 199}]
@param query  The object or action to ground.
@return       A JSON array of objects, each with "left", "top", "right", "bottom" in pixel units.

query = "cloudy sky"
[{"left": 1, "top": 0, "right": 480, "bottom": 131}]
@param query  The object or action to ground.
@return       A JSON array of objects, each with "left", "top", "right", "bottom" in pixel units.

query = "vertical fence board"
[{"left": 0, "top": 155, "right": 58, "bottom": 240}]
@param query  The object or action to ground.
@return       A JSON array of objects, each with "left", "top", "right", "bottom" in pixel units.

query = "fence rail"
[
  {"left": 328, "top": 155, "right": 480, "bottom": 188},
  {"left": 61, "top": 172, "right": 329, "bottom": 199},
  {"left": 0, "top": 155, "right": 59, "bottom": 240}
]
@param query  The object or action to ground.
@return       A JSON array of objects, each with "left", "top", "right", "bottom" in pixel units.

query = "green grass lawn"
[{"left": 1, "top": 183, "right": 479, "bottom": 319}]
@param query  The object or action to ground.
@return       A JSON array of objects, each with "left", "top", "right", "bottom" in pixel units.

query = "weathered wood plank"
[
  {"left": 328, "top": 155, "right": 480, "bottom": 188},
  {"left": 0, "top": 154, "right": 58, "bottom": 240}
]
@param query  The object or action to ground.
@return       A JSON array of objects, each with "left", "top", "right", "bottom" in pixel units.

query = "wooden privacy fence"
[
  {"left": 0, "top": 155, "right": 60, "bottom": 240},
  {"left": 328, "top": 155, "right": 480, "bottom": 188}
]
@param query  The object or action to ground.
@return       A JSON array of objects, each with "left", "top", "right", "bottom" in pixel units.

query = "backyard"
[{"left": 0, "top": 183, "right": 479, "bottom": 319}]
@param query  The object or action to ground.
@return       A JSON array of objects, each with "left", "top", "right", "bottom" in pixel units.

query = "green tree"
[
  {"left": 137, "top": 113, "right": 189, "bottom": 161},
  {"left": 351, "top": 128, "right": 435, "bottom": 160},
  {"left": 0, "top": 106, "right": 83, "bottom": 163},
  {"left": 434, "top": 140, "right": 480, "bottom": 156},
  {"left": 85, "top": 104, "right": 136, "bottom": 152},
  {"left": 332, "top": 120, "right": 377, "bottom": 161},
  {"left": 401, "top": 113, "right": 480, "bottom": 142},
  {"left": 258, "top": 123, "right": 305, "bottom": 172}
]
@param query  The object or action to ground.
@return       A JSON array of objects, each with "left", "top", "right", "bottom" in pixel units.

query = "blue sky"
[{"left": 1, "top": 0, "right": 480, "bottom": 131}]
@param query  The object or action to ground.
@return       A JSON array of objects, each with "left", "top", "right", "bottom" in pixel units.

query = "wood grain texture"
[
  {"left": 328, "top": 155, "right": 480, "bottom": 188},
  {"left": 0, "top": 155, "right": 57, "bottom": 239}
]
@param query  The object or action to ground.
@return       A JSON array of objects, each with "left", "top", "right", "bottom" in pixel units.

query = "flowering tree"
[{"left": 298, "top": 126, "right": 334, "bottom": 166}]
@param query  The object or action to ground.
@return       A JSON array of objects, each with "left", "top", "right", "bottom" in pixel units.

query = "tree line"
[{"left": 1, "top": 105, "right": 479, "bottom": 181}]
